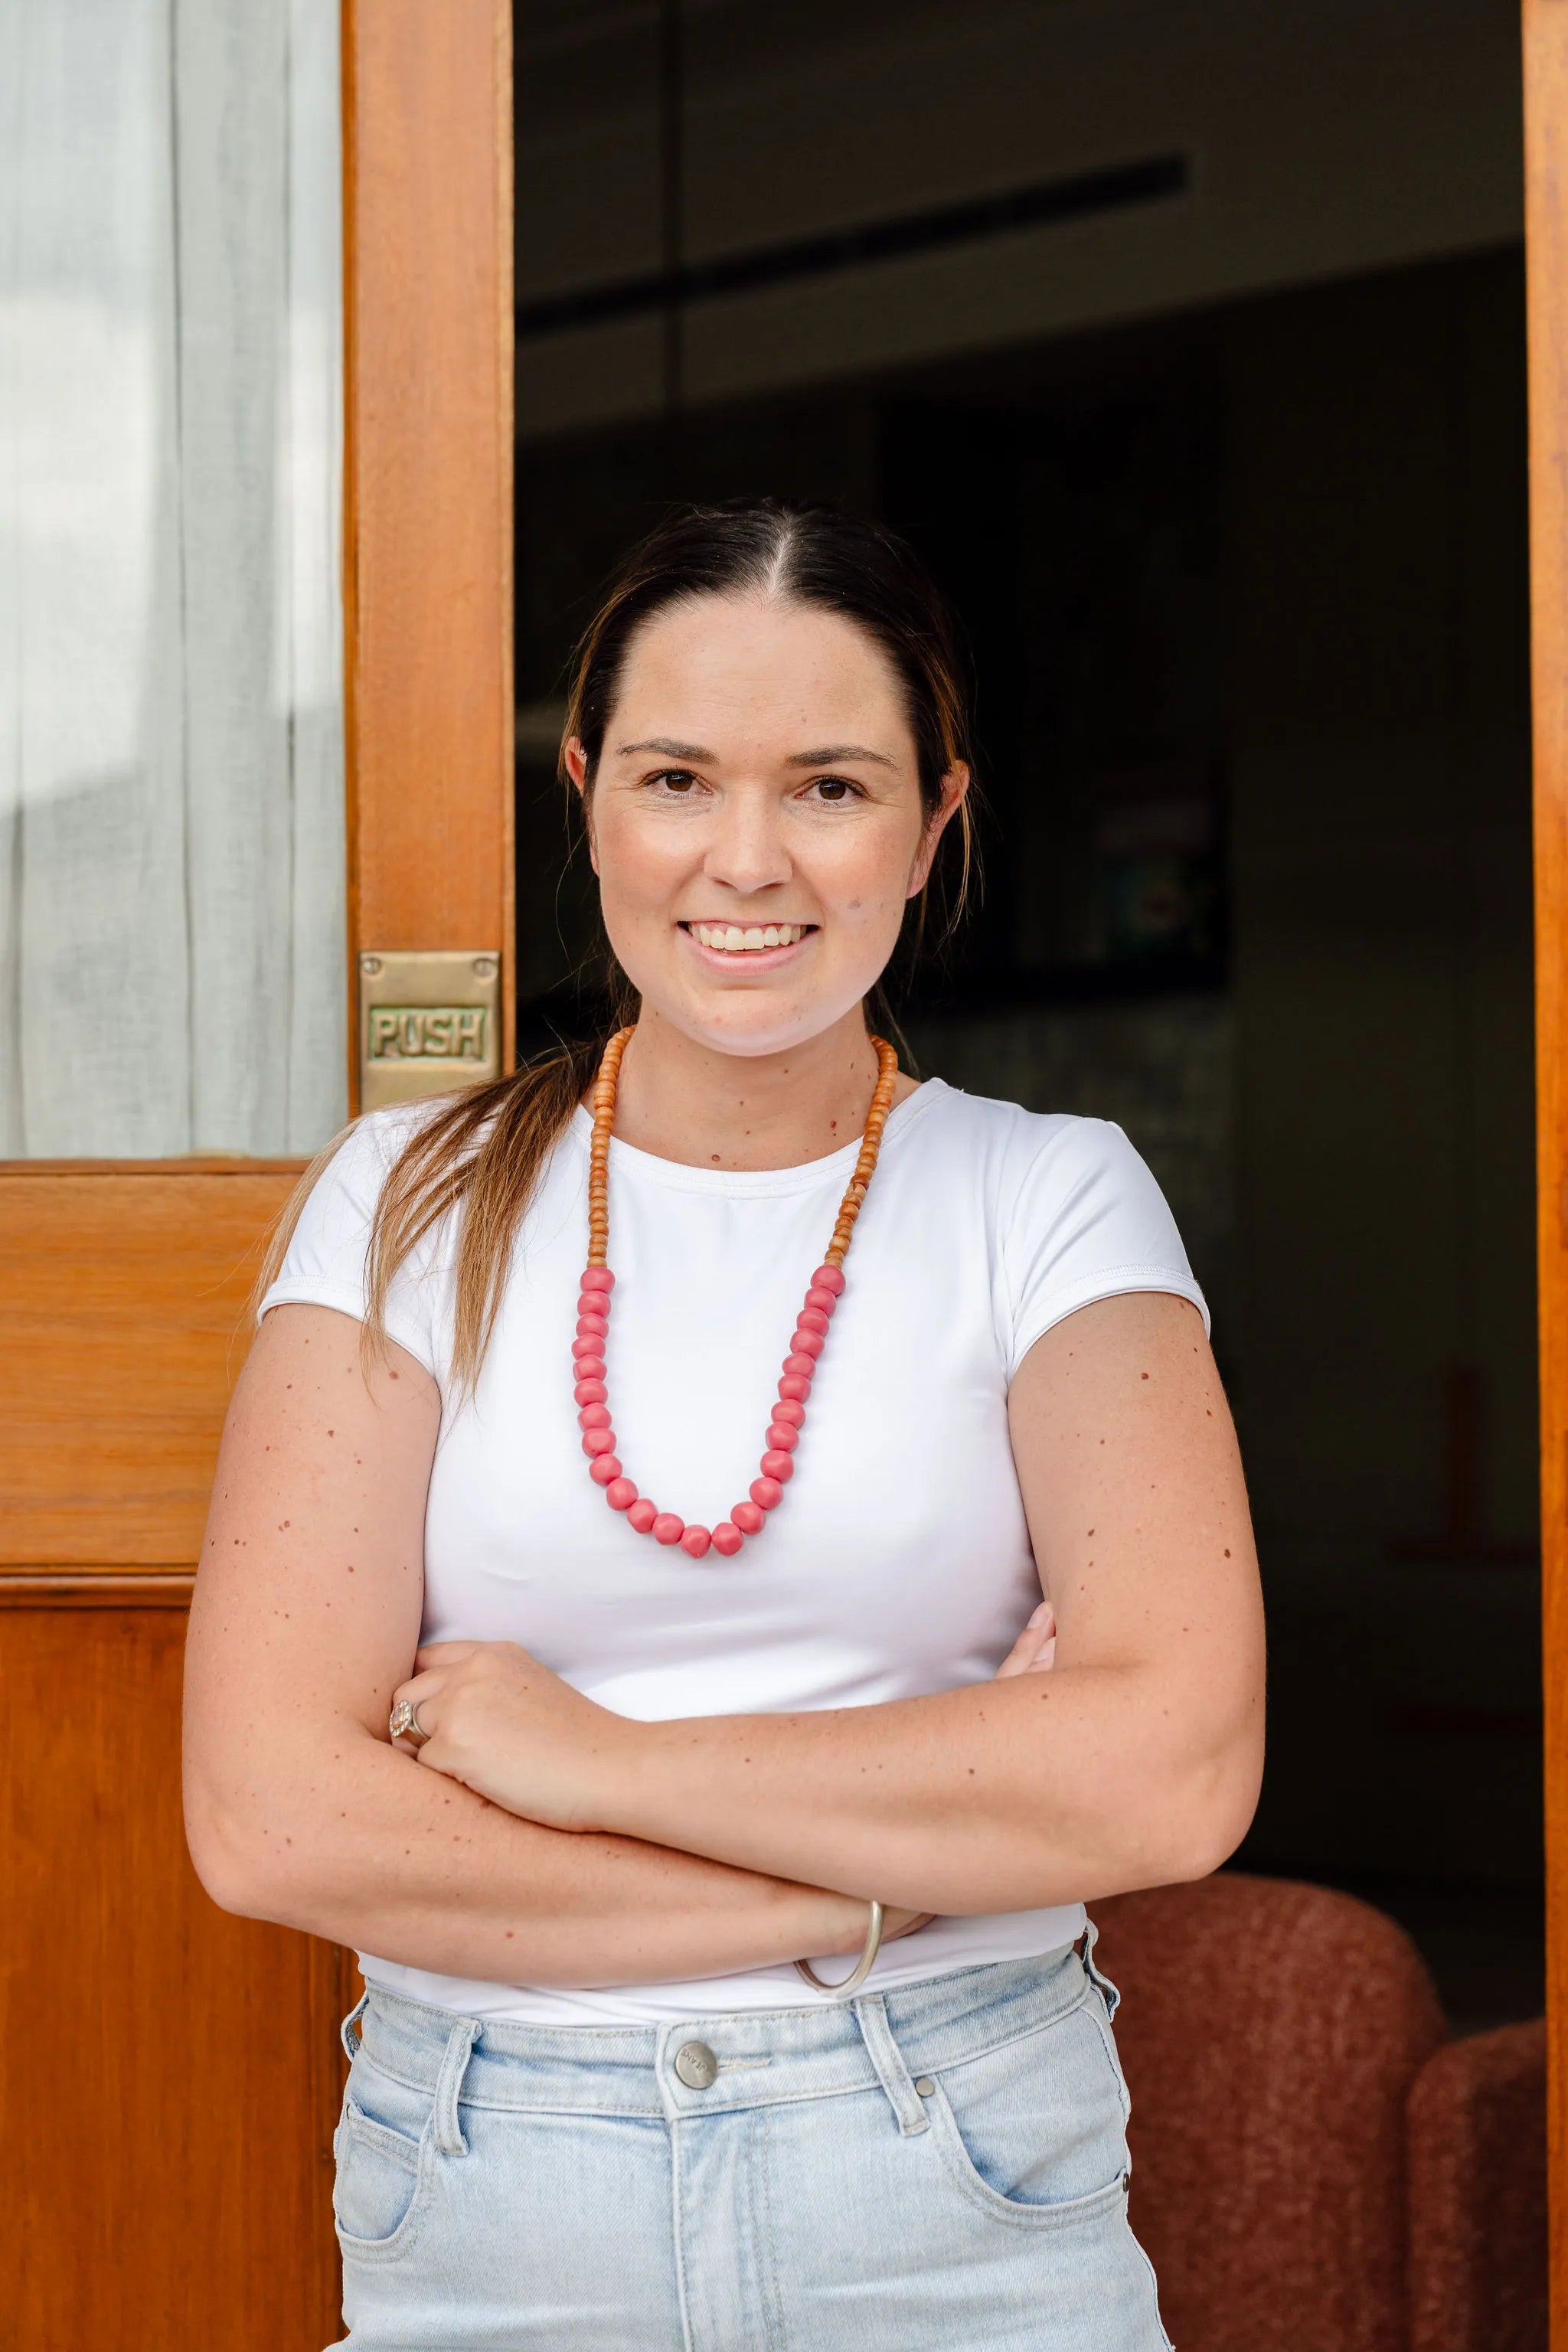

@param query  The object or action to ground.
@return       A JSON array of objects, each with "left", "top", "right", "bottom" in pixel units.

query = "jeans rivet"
[{"left": 913, "top": 2076, "right": 936, "bottom": 2097}]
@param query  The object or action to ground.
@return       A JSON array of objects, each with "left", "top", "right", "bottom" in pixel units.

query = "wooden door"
[
  {"left": 1527, "top": 3, "right": 1568, "bottom": 2339},
  {"left": 0, "top": 6, "right": 512, "bottom": 2344}
]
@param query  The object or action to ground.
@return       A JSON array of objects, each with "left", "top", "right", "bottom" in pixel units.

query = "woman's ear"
[
  {"left": 906, "top": 763, "right": 970, "bottom": 898},
  {"left": 564, "top": 737, "right": 599, "bottom": 875}
]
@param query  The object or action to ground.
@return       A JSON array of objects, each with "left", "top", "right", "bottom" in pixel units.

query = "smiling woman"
[{"left": 183, "top": 500, "right": 1263, "bottom": 2350}]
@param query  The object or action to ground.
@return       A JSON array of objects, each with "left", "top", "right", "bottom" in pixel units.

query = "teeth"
[{"left": 691, "top": 922, "right": 810, "bottom": 952}]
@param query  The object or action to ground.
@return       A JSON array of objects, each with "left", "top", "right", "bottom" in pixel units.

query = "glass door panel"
[{"left": 1, "top": 0, "right": 346, "bottom": 1157}]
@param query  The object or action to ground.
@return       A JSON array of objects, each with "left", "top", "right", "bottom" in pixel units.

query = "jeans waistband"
[{"left": 346, "top": 1938, "right": 1103, "bottom": 2125}]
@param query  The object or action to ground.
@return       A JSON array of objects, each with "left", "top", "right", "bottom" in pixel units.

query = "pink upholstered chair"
[{"left": 1089, "top": 1874, "right": 1546, "bottom": 2350}]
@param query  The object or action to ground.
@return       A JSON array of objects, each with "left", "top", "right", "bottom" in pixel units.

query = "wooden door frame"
[
  {"left": 1527, "top": 2, "right": 1568, "bottom": 2337},
  {"left": 0, "top": 8, "right": 513, "bottom": 2343},
  {"left": 343, "top": 0, "right": 515, "bottom": 1095}
]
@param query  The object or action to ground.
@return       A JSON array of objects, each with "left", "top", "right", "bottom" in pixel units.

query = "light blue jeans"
[{"left": 329, "top": 1929, "right": 1171, "bottom": 2350}]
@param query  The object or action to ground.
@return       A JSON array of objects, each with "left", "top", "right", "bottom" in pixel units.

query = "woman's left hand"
[
  {"left": 394, "top": 1605, "right": 1056, "bottom": 1834},
  {"left": 390, "top": 1641, "right": 633, "bottom": 1832},
  {"left": 993, "top": 1601, "right": 1057, "bottom": 1677}
]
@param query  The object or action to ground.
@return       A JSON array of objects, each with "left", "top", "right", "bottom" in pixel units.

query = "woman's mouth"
[{"left": 678, "top": 920, "right": 818, "bottom": 961}]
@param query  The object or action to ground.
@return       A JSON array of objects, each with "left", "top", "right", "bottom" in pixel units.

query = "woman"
[{"left": 185, "top": 499, "right": 1263, "bottom": 2350}]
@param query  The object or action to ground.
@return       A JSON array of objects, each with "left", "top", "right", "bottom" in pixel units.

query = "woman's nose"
[{"left": 701, "top": 802, "right": 792, "bottom": 894}]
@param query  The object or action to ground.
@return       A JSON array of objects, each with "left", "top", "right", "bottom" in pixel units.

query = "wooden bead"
[{"left": 583, "top": 1024, "right": 897, "bottom": 1555}]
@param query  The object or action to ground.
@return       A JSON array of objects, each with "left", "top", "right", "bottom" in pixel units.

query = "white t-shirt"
[{"left": 261, "top": 1077, "right": 1207, "bottom": 2024}]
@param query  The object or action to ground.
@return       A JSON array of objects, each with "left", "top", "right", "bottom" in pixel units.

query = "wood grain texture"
[
  {"left": 0, "top": 1171, "right": 297, "bottom": 1566},
  {"left": 0, "top": 1602, "right": 351, "bottom": 2346},
  {"left": 0, "top": 1573, "right": 194, "bottom": 1606},
  {"left": 343, "top": 0, "right": 515, "bottom": 1100},
  {"left": 1525, "top": 5, "right": 1568, "bottom": 2334}
]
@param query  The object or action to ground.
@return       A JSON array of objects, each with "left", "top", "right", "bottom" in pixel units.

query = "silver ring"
[
  {"left": 388, "top": 1698, "right": 429, "bottom": 1747},
  {"left": 795, "top": 1900, "right": 884, "bottom": 1998}
]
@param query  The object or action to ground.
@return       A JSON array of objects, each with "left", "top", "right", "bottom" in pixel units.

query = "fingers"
[
  {"left": 388, "top": 1664, "right": 447, "bottom": 1751},
  {"left": 995, "top": 1601, "right": 1057, "bottom": 1679},
  {"left": 413, "top": 1640, "right": 481, "bottom": 1670}
]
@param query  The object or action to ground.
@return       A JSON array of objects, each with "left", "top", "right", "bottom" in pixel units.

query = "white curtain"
[{"left": 0, "top": 0, "right": 347, "bottom": 1157}]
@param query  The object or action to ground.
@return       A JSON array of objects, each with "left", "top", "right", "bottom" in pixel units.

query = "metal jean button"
[{"left": 673, "top": 2040, "right": 719, "bottom": 2090}]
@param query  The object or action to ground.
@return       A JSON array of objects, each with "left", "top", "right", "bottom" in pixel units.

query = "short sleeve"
[
  {"left": 257, "top": 1109, "right": 447, "bottom": 1378},
  {"left": 1002, "top": 1116, "right": 1208, "bottom": 1380}
]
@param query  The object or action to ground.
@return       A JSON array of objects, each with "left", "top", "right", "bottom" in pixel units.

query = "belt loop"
[
  {"left": 433, "top": 2018, "right": 482, "bottom": 2158},
  {"left": 853, "top": 1995, "right": 930, "bottom": 2137},
  {"left": 339, "top": 1989, "right": 370, "bottom": 2063},
  {"left": 1080, "top": 1916, "right": 1122, "bottom": 2022}
]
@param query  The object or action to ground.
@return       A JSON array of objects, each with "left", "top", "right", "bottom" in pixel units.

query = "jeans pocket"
[
  {"left": 925, "top": 1996, "right": 1133, "bottom": 2230},
  {"left": 333, "top": 2058, "right": 436, "bottom": 2262}
]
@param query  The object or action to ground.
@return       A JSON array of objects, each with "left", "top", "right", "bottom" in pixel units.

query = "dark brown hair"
[{"left": 258, "top": 498, "right": 976, "bottom": 1390}]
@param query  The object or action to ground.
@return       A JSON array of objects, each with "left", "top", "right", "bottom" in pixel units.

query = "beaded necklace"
[{"left": 575, "top": 1026, "right": 901, "bottom": 1559}]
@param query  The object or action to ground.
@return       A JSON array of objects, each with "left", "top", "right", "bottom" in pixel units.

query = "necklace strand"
[{"left": 576, "top": 1027, "right": 901, "bottom": 1560}]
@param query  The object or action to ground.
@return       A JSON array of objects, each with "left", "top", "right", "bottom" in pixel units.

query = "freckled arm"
[
  {"left": 591, "top": 1293, "right": 1266, "bottom": 1915},
  {"left": 181, "top": 1305, "right": 871, "bottom": 1984}
]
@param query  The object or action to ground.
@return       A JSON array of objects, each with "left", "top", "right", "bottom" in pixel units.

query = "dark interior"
[{"left": 512, "top": 0, "right": 1540, "bottom": 2031}]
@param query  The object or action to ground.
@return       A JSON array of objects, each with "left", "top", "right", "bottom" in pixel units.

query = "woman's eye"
[
  {"left": 648, "top": 768, "right": 702, "bottom": 795},
  {"left": 805, "top": 776, "right": 862, "bottom": 804}
]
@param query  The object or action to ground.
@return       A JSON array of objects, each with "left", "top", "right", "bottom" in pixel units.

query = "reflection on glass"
[{"left": 0, "top": 0, "right": 347, "bottom": 1157}]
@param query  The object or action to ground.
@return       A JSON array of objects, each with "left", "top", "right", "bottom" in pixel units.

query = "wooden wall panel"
[
  {"left": 0, "top": 1598, "right": 348, "bottom": 2348},
  {"left": 343, "top": 0, "right": 515, "bottom": 1085},
  {"left": 1525, "top": 2, "right": 1568, "bottom": 2335},
  {"left": 0, "top": 1170, "right": 299, "bottom": 1567}
]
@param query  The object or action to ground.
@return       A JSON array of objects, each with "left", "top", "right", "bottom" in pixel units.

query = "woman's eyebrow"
[
  {"left": 615, "top": 737, "right": 714, "bottom": 759},
  {"left": 787, "top": 743, "right": 897, "bottom": 768}
]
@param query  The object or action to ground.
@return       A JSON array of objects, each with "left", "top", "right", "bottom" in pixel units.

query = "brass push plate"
[{"left": 358, "top": 950, "right": 502, "bottom": 1112}]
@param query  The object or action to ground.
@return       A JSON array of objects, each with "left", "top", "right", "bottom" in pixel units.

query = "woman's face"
[{"left": 567, "top": 593, "right": 965, "bottom": 1060}]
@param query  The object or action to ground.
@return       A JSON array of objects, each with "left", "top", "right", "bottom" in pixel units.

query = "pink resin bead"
[
  {"left": 589, "top": 1454, "right": 622, "bottom": 1485},
  {"left": 574, "top": 1357, "right": 606, "bottom": 1384},
  {"left": 574, "top": 1378, "right": 608, "bottom": 1406},
  {"left": 680, "top": 1525, "right": 712, "bottom": 1559},
  {"left": 790, "top": 1326, "right": 825, "bottom": 1358},
  {"left": 652, "top": 1512, "right": 685, "bottom": 1546},
  {"left": 795, "top": 1305, "right": 830, "bottom": 1337},
  {"left": 628, "top": 1498, "right": 658, "bottom": 1534},
  {"left": 583, "top": 1427, "right": 617, "bottom": 1456},
  {"left": 772, "top": 1397, "right": 806, "bottom": 1428},
  {"left": 750, "top": 1475, "right": 784, "bottom": 1511},
  {"left": 760, "top": 1451, "right": 794, "bottom": 1482},
  {"left": 765, "top": 1421, "right": 799, "bottom": 1452},
  {"left": 578, "top": 1403, "right": 611, "bottom": 1430},
  {"left": 782, "top": 1352, "right": 817, "bottom": 1380},
  {"left": 805, "top": 1285, "right": 838, "bottom": 1318},
  {"left": 710, "top": 1521, "right": 745, "bottom": 1557},
  {"left": 580, "top": 1267, "right": 615, "bottom": 1293},
  {"left": 732, "top": 1500, "right": 766, "bottom": 1536},
  {"left": 606, "top": 1478, "right": 638, "bottom": 1511},
  {"left": 572, "top": 1333, "right": 606, "bottom": 1361},
  {"left": 778, "top": 1372, "right": 812, "bottom": 1403},
  {"left": 812, "top": 1264, "right": 846, "bottom": 1295},
  {"left": 575, "top": 1315, "right": 608, "bottom": 1343}
]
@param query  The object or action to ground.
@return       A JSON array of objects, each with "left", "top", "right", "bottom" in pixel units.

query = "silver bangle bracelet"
[{"left": 794, "top": 1900, "right": 885, "bottom": 1998}]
